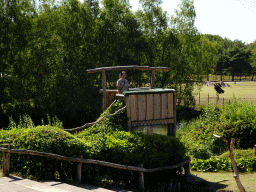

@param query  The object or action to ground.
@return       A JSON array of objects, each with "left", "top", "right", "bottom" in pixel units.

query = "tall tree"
[
  {"left": 0, "top": 0, "right": 38, "bottom": 127},
  {"left": 169, "top": 0, "right": 217, "bottom": 106},
  {"left": 247, "top": 40, "right": 256, "bottom": 80}
]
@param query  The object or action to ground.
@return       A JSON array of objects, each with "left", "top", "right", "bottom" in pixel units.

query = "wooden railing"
[
  {"left": 1, "top": 143, "right": 191, "bottom": 191},
  {"left": 64, "top": 105, "right": 126, "bottom": 133}
]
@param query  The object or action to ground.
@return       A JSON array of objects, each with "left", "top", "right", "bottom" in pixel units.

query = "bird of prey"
[{"left": 203, "top": 81, "right": 230, "bottom": 94}]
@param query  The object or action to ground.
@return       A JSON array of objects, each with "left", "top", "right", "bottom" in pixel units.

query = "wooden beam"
[
  {"left": 150, "top": 70, "right": 155, "bottom": 89},
  {"left": 87, "top": 66, "right": 169, "bottom": 73},
  {"left": 0, "top": 147, "right": 191, "bottom": 173},
  {"left": 102, "top": 70, "right": 106, "bottom": 111},
  {"left": 150, "top": 67, "right": 169, "bottom": 71}
]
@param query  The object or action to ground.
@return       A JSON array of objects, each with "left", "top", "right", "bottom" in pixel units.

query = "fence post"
[
  {"left": 199, "top": 92, "right": 200, "bottom": 105},
  {"left": 2, "top": 143, "right": 10, "bottom": 177},
  {"left": 138, "top": 164, "right": 144, "bottom": 191},
  {"left": 208, "top": 93, "right": 209, "bottom": 104},
  {"left": 254, "top": 145, "right": 256, "bottom": 156},
  {"left": 184, "top": 157, "right": 191, "bottom": 176},
  {"left": 77, "top": 155, "right": 83, "bottom": 184}
]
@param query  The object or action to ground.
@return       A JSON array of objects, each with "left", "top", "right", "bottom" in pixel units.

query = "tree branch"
[{"left": 212, "top": 134, "right": 246, "bottom": 192}]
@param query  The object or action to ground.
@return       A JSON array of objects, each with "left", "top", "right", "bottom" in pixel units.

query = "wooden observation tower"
[{"left": 86, "top": 65, "right": 176, "bottom": 136}]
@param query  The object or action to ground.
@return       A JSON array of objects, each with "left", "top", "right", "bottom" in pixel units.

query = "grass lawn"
[
  {"left": 192, "top": 170, "right": 256, "bottom": 191},
  {"left": 194, "top": 81, "right": 256, "bottom": 106}
]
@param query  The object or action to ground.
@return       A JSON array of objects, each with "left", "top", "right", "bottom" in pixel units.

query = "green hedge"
[
  {"left": 191, "top": 157, "right": 256, "bottom": 172},
  {"left": 0, "top": 126, "right": 92, "bottom": 181},
  {"left": 76, "top": 100, "right": 186, "bottom": 185},
  {"left": 0, "top": 99, "right": 187, "bottom": 187}
]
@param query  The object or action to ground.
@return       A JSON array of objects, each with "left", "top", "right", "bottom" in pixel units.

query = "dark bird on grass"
[{"left": 203, "top": 81, "right": 230, "bottom": 94}]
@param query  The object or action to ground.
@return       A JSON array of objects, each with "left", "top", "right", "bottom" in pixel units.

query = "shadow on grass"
[{"left": 98, "top": 174, "right": 229, "bottom": 192}]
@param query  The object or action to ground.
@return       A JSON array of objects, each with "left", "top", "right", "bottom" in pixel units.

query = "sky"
[{"left": 128, "top": 0, "right": 256, "bottom": 45}]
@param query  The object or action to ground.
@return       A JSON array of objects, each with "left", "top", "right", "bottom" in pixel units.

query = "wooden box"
[{"left": 123, "top": 89, "right": 176, "bottom": 136}]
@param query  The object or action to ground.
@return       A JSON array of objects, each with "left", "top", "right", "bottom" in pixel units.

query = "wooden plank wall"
[
  {"left": 146, "top": 94, "right": 153, "bottom": 120},
  {"left": 138, "top": 95, "right": 146, "bottom": 121},
  {"left": 126, "top": 92, "right": 175, "bottom": 123},
  {"left": 153, "top": 94, "right": 161, "bottom": 120},
  {"left": 167, "top": 93, "right": 174, "bottom": 118},
  {"left": 130, "top": 95, "right": 138, "bottom": 121}
]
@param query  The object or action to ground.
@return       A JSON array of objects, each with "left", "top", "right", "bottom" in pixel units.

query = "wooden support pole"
[
  {"left": 199, "top": 92, "right": 200, "bottom": 105},
  {"left": 77, "top": 155, "right": 83, "bottom": 184},
  {"left": 102, "top": 70, "right": 107, "bottom": 111},
  {"left": 208, "top": 93, "right": 209, "bottom": 104},
  {"left": 184, "top": 156, "right": 191, "bottom": 176},
  {"left": 167, "top": 124, "right": 171, "bottom": 136},
  {"left": 138, "top": 164, "right": 144, "bottom": 191},
  {"left": 168, "top": 123, "right": 175, "bottom": 136},
  {"left": 150, "top": 70, "right": 155, "bottom": 89},
  {"left": 169, "top": 179, "right": 173, "bottom": 191},
  {"left": 254, "top": 144, "right": 256, "bottom": 156},
  {"left": 2, "top": 143, "right": 10, "bottom": 177}
]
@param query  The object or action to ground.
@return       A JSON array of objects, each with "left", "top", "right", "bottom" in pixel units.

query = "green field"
[{"left": 194, "top": 81, "right": 256, "bottom": 106}]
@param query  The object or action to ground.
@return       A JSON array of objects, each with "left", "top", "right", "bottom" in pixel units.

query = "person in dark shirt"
[{"left": 117, "top": 71, "right": 129, "bottom": 94}]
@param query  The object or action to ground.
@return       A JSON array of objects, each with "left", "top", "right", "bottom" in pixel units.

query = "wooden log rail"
[
  {"left": 1, "top": 145, "right": 191, "bottom": 191},
  {"left": 86, "top": 66, "right": 169, "bottom": 73},
  {"left": 64, "top": 106, "right": 126, "bottom": 133}
]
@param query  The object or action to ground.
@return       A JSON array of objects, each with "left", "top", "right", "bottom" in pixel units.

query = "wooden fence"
[
  {"left": 196, "top": 93, "right": 256, "bottom": 106},
  {"left": 1, "top": 143, "right": 191, "bottom": 191}
]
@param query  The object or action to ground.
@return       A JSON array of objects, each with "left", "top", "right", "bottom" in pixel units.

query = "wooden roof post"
[
  {"left": 102, "top": 70, "right": 107, "bottom": 111},
  {"left": 150, "top": 70, "right": 155, "bottom": 89}
]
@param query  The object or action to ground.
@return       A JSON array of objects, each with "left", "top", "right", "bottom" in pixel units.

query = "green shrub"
[
  {"left": 1, "top": 99, "right": 187, "bottom": 187},
  {"left": 0, "top": 126, "right": 92, "bottom": 181},
  {"left": 77, "top": 129, "right": 186, "bottom": 185},
  {"left": 188, "top": 143, "right": 212, "bottom": 160},
  {"left": 191, "top": 157, "right": 256, "bottom": 172},
  {"left": 191, "top": 157, "right": 232, "bottom": 172},
  {"left": 178, "top": 98, "right": 256, "bottom": 157},
  {"left": 76, "top": 99, "right": 127, "bottom": 137},
  {"left": 76, "top": 100, "right": 186, "bottom": 185},
  {"left": 218, "top": 148, "right": 255, "bottom": 160}
]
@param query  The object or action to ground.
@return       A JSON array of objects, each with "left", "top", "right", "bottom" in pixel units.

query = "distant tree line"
[
  {"left": 203, "top": 34, "right": 256, "bottom": 81},
  {"left": 0, "top": 0, "right": 222, "bottom": 128}
]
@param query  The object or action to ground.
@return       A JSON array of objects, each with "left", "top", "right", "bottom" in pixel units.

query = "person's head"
[{"left": 119, "top": 71, "right": 126, "bottom": 79}]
